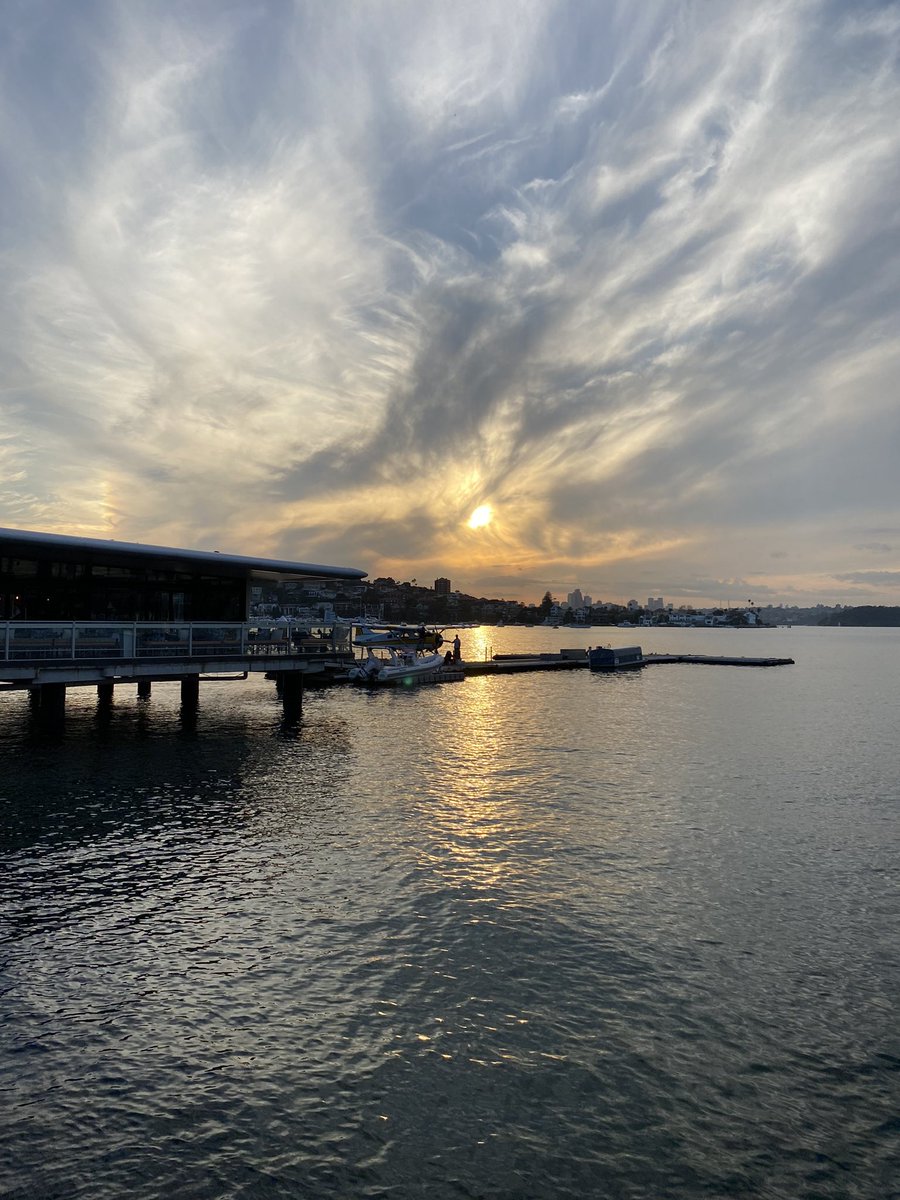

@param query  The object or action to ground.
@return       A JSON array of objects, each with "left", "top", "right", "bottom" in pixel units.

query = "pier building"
[{"left": 0, "top": 527, "right": 367, "bottom": 722}]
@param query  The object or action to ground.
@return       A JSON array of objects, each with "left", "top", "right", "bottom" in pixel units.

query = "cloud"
[
  {"left": 834, "top": 571, "right": 900, "bottom": 587},
  {"left": 1, "top": 0, "right": 899, "bottom": 601}
]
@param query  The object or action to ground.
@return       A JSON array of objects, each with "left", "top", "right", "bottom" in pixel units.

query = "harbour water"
[{"left": 1, "top": 625, "right": 898, "bottom": 1199}]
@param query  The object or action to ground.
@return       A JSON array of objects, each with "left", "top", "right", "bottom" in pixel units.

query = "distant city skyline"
[
  {"left": 2, "top": 2, "right": 899, "bottom": 607},
  {"left": 375, "top": 577, "right": 852, "bottom": 614}
]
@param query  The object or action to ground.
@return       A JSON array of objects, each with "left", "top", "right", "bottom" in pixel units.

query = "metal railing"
[{"left": 1, "top": 621, "right": 352, "bottom": 663}]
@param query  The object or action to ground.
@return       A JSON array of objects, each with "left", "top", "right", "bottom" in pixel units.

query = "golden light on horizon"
[{"left": 467, "top": 504, "right": 493, "bottom": 530}]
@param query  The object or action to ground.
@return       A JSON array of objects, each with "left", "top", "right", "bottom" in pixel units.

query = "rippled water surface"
[{"left": 2, "top": 626, "right": 898, "bottom": 1198}]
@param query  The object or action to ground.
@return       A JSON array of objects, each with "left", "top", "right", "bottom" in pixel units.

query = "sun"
[{"left": 467, "top": 504, "right": 493, "bottom": 530}]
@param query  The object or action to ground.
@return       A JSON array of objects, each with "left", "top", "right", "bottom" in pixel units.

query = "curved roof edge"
[{"left": 0, "top": 527, "right": 367, "bottom": 582}]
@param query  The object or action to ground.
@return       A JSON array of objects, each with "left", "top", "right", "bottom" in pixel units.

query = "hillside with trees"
[{"left": 818, "top": 606, "right": 900, "bottom": 626}]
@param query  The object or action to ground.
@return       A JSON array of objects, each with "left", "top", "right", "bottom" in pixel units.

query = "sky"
[{"left": 1, "top": 0, "right": 899, "bottom": 607}]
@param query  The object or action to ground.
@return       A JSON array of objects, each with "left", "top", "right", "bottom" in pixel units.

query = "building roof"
[{"left": 0, "top": 527, "right": 367, "bottom": 584}]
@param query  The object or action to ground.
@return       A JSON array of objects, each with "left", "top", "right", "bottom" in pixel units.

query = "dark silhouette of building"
[{"left": 0, "top": 526, "right": 365, "bottom": 622}]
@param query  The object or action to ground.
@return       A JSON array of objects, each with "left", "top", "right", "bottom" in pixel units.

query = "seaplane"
[{"left": 339, "top": 620, "right": 469, "bottom": 686}]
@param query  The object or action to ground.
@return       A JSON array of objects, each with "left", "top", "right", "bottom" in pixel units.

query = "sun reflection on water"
[{"left": 409, "top": 676, "right": 564, "bottom": 907}]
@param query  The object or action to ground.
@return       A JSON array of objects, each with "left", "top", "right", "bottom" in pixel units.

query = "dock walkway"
[
  {"left": 461, "top": 654, "right": 587, "bottom": 675},
  {"left": 460, "top": 650, "right": 794, "bottom": 675},
  {"left": 643, "top": 653, "right": 794, "bottom": 667}
]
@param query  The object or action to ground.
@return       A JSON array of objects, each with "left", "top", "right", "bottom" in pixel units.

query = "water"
[{"left": 1, "top": 626, "right": 898, "bottom": 1199}]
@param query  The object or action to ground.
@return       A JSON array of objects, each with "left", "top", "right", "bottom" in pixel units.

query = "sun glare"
[{"left": 467, "top": 504, "right": 493, "bottom": 529}]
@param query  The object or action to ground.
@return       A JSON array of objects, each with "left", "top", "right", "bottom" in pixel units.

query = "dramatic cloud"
[{"left": 1, "top": 0, "right": 899, "bottom": 603}]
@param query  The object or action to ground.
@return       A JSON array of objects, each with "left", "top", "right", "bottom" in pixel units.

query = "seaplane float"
[{"left": 340, "top": 621, "right": 469, "bottom": 686}]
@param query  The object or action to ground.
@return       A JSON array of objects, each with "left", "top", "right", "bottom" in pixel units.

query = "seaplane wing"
[
  {"left": 339, "top": 619, "right": 477, "bottom": 648},
  {"left": 349, "top": 622, "right": 445, "bottom": 648}
]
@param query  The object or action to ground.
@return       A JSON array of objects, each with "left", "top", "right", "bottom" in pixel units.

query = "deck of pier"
[{"left": 0, "top": 620, "right": 359, "bottom": 724}]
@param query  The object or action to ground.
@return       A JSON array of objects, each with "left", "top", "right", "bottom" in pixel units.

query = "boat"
[
  {"left": 348, "top": 644, "right": 448, "bottom": 685},
  {"left": 344, "top": 621, "right": 463, "bottom": 686},
  {"left": 588, "top": 645, "right": 645, "bottom": 671}
]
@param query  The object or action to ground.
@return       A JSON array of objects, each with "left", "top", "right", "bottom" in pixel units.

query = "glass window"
[{"left": 8, "top": 559, "right": 38, "bottom": 577}]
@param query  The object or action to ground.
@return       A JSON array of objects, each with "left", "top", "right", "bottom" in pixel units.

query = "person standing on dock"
[{"left": 452, "top": 634, "right": 461, "bottom": 662}]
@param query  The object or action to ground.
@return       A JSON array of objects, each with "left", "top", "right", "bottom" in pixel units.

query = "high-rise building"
[
  {"left": 567, "top": 588, "right": 584, "bottom": 609},
  {"left": 434, "top": 577, "right": 451, "bottom": 595}
]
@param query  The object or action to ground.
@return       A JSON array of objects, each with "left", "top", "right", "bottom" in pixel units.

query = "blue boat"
[{"left": 588, "top": 645, "right": 645, "bottom": 671}]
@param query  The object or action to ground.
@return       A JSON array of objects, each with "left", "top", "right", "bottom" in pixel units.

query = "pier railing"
[{"left": 0, "top": 621, "right": 351, "bottom": 663}]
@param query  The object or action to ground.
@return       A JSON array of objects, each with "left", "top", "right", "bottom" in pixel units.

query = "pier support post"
[
  {"left": 137, "top": 680, "right": 152, "bottom": 699},
  {"left": 36, "top": 683, "right": 66, "bottom": 725},
  {"left": 181, "top": 676, "right": 200, "bottom": 709},
  {"left": 97, "top": 681, "right": 114, "bottom": 704},
  {"left": 281, "top": 671, "right": 303, "bottom": 718}
]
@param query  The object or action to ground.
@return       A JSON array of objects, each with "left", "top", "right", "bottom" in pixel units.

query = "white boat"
[
  {"left": 348, "top": 644, "right": 448, "bottom": 685},
  {"left": 344, "top": 620, "right": 464, "bottom": 686}
]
